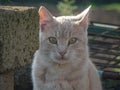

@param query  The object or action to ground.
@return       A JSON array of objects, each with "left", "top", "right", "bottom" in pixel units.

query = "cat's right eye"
[
  {"left": 48, "top": 37, "right": 57, "bottom": 44},
  {"left": 68, "top": 37, "right": 77, "bottom": 45}
]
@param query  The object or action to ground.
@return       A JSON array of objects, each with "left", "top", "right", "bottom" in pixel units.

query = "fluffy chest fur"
[
  {"left": 33, "top": 50, "right": 90, "bottom": 90},
  {"left": 43, "top": 56, "right": 89, "bottom": 82}
]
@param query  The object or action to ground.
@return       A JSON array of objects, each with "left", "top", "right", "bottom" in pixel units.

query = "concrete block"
[{"left": 0, "top": 6, "right": 39, "bottom": 73}]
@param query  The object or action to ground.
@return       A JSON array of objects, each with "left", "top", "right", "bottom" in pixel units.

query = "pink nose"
[{"left": 59, "top": 51, "right": 66, "bottom": 57}]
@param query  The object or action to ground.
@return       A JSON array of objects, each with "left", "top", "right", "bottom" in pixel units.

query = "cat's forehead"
[
  {"left": 55, "top": 16, "right": 77, "bottom": 30},
  {"left": 45, "top": 16, "right": 83, "bottom": 38},
  {"left": 56, "top": 16, "right": 75, "bottom": 24},
  {"left": 50, "top": 16, "right": 81, "bottom": 38}
]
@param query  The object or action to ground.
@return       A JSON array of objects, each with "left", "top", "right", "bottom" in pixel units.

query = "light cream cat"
[{"left": 32, "top": 6, "right": 102, "bottom": 90}]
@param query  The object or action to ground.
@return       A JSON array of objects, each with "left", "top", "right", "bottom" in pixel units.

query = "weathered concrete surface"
[
  {"left": 0, "top": 6, "right": 39, "bottom": 90},
  {"left": 0, "top": 6, "right": 39, "bottom": 73}
]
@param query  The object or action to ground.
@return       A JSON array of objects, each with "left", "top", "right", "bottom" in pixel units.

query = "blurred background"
[
  {"left": 0, "top": 0, "right": 120, "bottom": 90},
  {"left": 0, "top": 0, "right": 120, "bottom": 15}
]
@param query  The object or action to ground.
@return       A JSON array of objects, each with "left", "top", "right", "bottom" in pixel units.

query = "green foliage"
[
  {"left": 0, "top": 0, "right": 11, "bottom": 4},
  {"left": 57, "top": 0, "right": 77, "bottom": 15},
  {"left": 103, "top": 3, "right": 120, "bottom": 11}
]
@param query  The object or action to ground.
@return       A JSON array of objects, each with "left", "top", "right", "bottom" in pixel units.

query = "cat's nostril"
[{"left": 59, "top": 51, "right": 66, "bottom": 57}]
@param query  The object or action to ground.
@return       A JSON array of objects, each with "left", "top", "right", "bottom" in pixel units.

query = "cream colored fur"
[{"left": 32, "top": 6, "right": 102, "bottom": 90}]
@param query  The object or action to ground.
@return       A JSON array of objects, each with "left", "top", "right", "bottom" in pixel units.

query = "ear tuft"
[
  {"left": 76, "top": 5, "right": 91, "bottom": 27},
  {"left": 38, "top": 6, "right": 53, "bottom": 30}
]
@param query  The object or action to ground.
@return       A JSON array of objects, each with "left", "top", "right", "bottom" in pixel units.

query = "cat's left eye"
[
  {"left": 68, "top": 37, "right": 77, "bottom": 45},
  {"left": 48, "top": 37, "right": 57, "bottom": 44}
]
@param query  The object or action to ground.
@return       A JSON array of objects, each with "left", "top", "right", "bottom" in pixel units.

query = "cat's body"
[{"left": 32, "top": 6, "right": 102, "bottom": 90}]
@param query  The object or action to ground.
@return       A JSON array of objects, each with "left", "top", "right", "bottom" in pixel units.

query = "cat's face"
[{"left": 38, "top": 6, "right": 91, "bottom": 64}]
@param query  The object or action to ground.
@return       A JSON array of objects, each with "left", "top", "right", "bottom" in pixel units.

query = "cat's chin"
[{"left": 51, "top": 58, "right": 70, "bottom": 64}]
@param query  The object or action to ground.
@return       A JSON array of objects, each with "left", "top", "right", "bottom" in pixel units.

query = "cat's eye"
[
  {"left": 68, "top": 37, "right": 77, "bottom": 45},
  {"left": 48, "top": 37, "right": 57, "bottom": 44}
]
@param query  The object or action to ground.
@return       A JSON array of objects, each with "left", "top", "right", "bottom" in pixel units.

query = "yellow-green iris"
[
  {"left": 68, "top": 37, "right": 77, "bottom": 45},
  {"left": 48, "top": 37, "right": 57, "bottom": 44}
]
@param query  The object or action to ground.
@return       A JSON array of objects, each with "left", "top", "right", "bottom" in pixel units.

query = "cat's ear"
[
  {"left": 38, "top": 6, "right": 53, "bottom": 30},
  {"left": 76, "top": 5, "right": 91, "bottom": 27}
]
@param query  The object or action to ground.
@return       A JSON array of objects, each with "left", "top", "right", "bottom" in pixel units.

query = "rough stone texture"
[
  {"left": 0, "top": 6, "right": 39, "bottom": 73},
  {"left": 0, "top": 71, "right": 14, "bottom": 90}
]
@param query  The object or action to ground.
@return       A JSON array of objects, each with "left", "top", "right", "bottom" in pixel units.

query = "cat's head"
[{"left": 38, "top": 6, "right": 91, "bottom": 64}]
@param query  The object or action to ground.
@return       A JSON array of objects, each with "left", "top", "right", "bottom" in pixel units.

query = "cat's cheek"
[
  {"left": 66, "top": 51, "right": 76, "bottom": 59},
  {"left": 49, "top": 51, "right": 57, "bottom": 60}
]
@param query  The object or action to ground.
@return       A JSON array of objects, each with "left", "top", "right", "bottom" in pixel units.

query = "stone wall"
[
  {"left": 0, "top": 6, "right": 39, "bottom": 73},
  {"left": 0, "top": 6, "right": 39, "bottom": 90}
]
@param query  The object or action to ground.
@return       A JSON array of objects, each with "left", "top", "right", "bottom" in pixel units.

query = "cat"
[{"left": 31, "top": 6, "right": 102, "bottom": 90}]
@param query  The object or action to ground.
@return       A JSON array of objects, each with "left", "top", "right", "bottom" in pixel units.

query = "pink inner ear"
[
  {"left": 40, "top": 20, "right": 49, "bottom": 31},
  {"left": 80, "top": 14, "right": 89, "bottom": 27},
  {"left": 39, "top": 6, "right": 53, "bottom": 31},
  {"left": 75, "top": 6, "right": 91, "bottom": 27}
]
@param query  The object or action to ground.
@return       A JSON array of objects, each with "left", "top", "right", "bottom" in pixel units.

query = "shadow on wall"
[{"left": 14, "top": 65, "right": 32, "bottom": 90}]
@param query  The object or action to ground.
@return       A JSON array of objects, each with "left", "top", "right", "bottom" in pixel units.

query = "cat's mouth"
[{"left": 52, "top": 56, "right": 70, "bottom": 64}]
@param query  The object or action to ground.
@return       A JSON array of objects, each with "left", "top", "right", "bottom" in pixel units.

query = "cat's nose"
[{"left": 59, "top": 51, "right": 66, "bottom": 58}]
